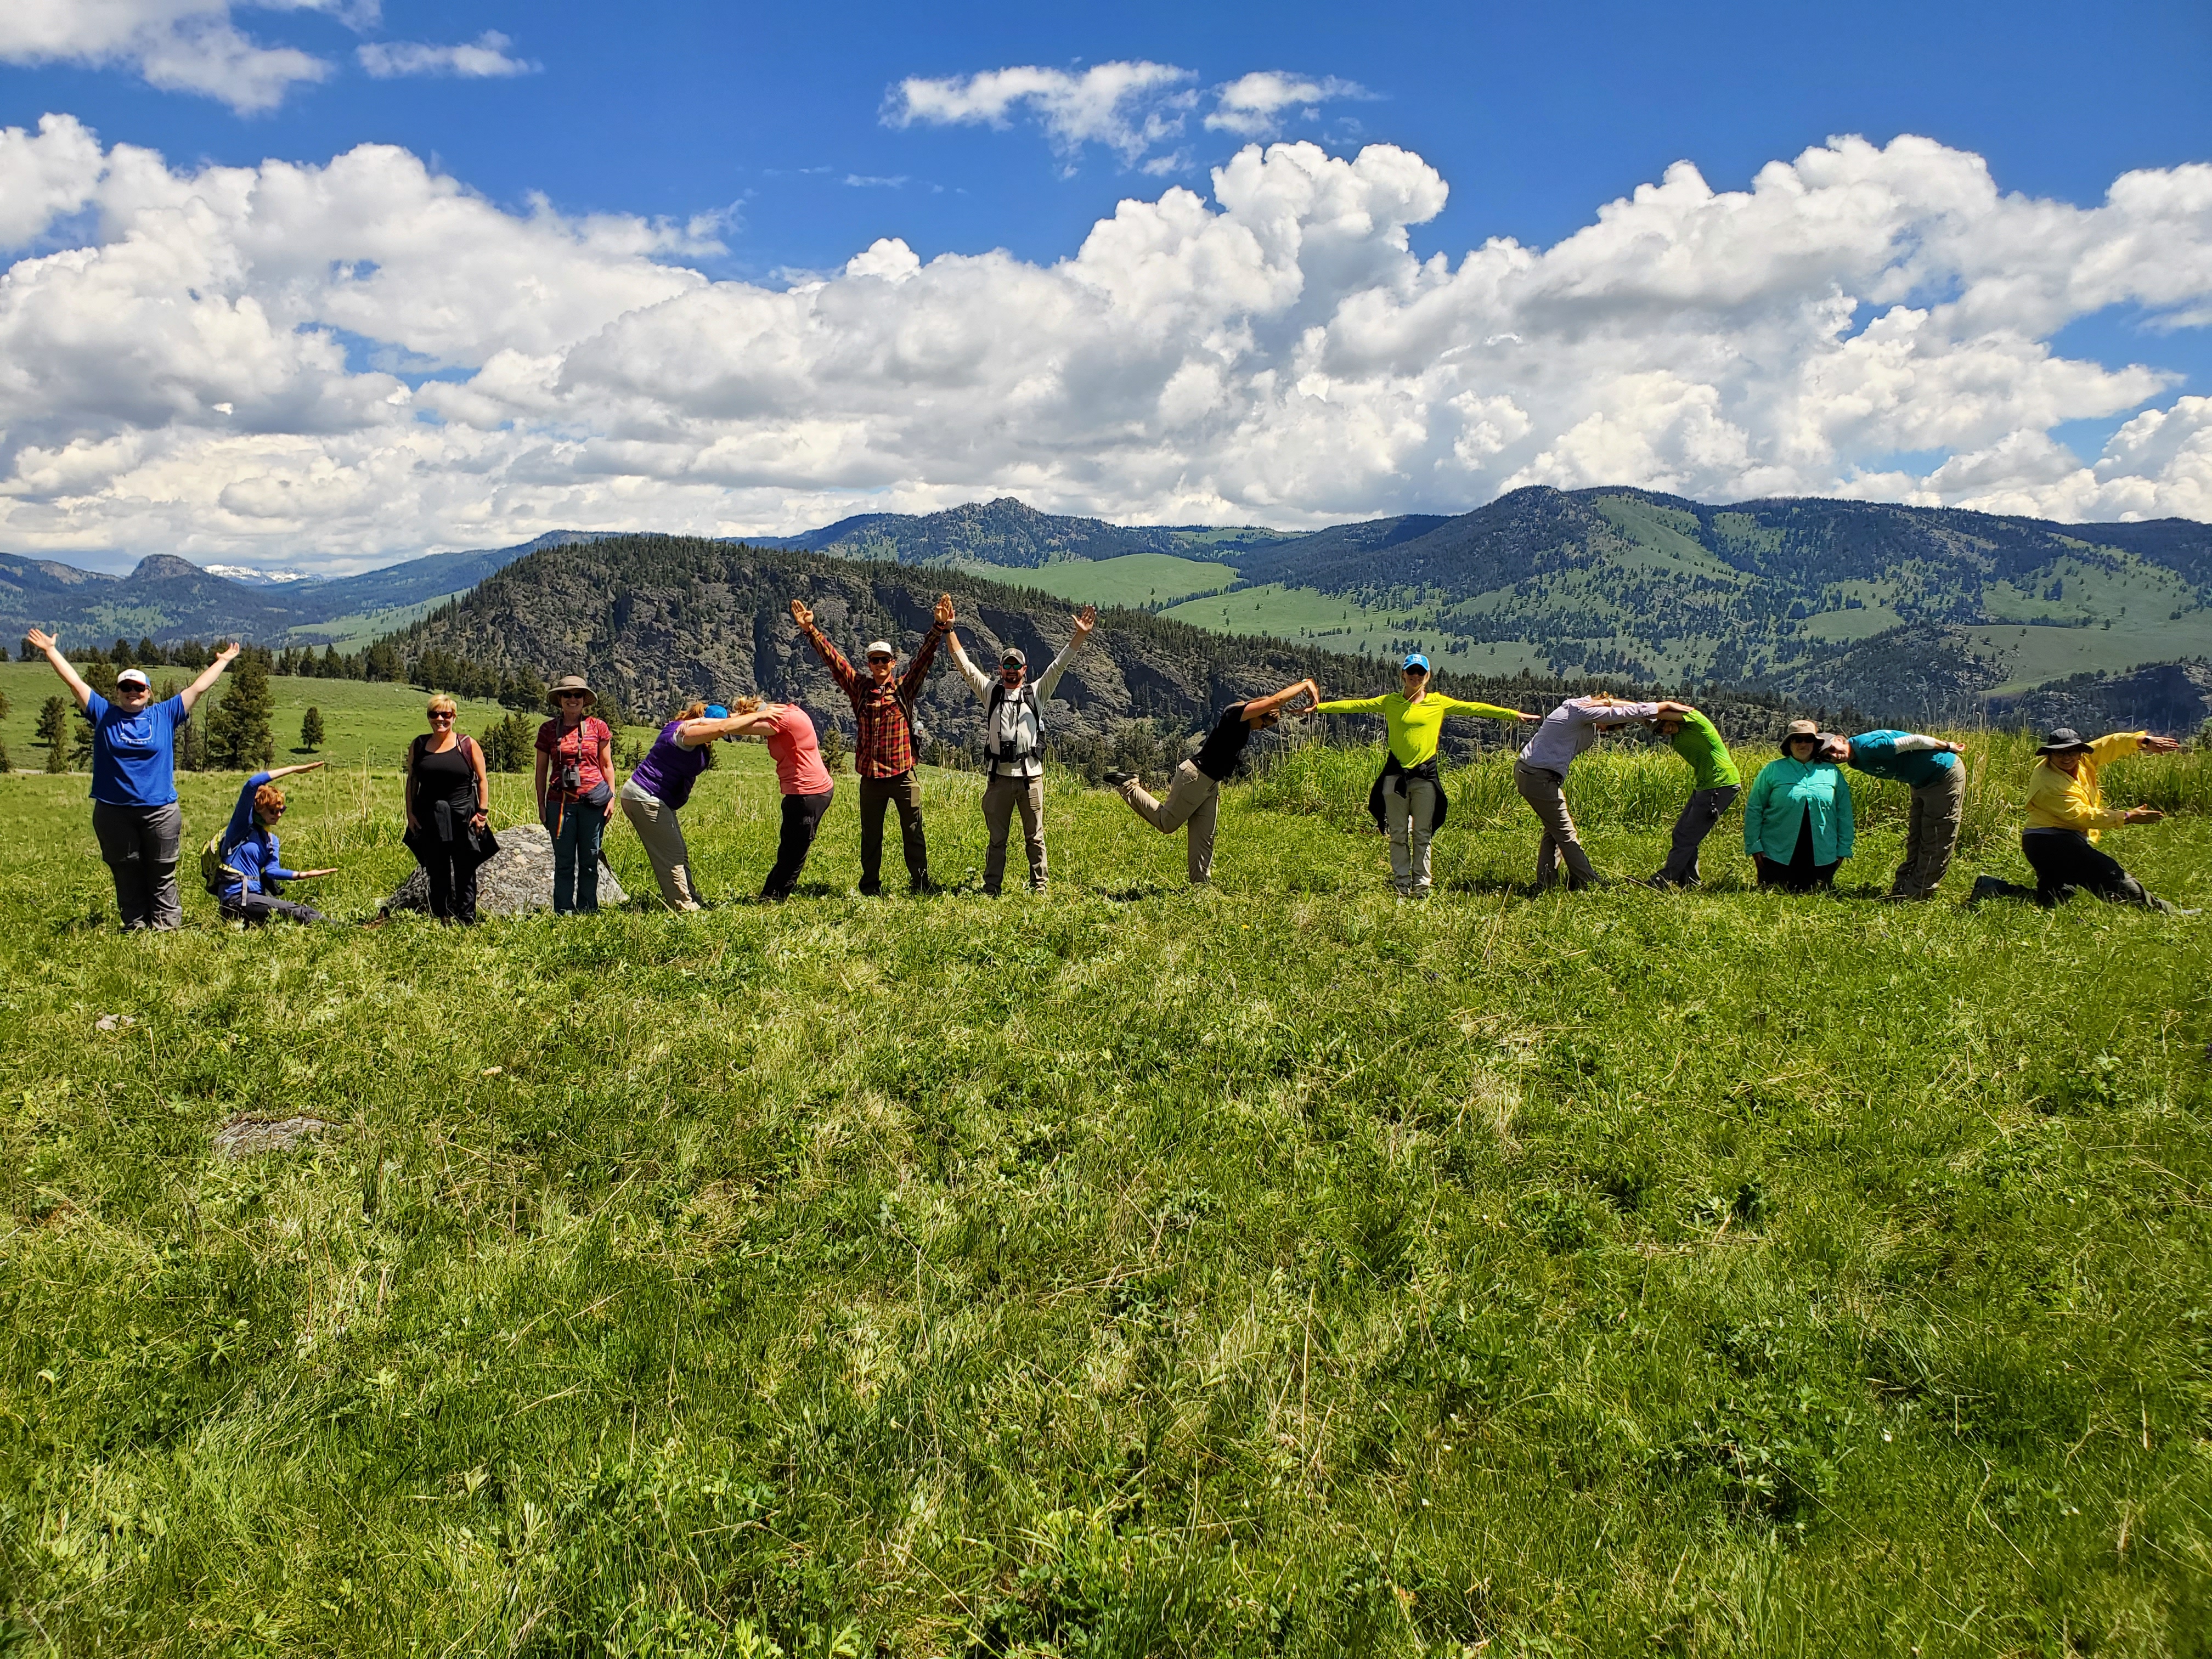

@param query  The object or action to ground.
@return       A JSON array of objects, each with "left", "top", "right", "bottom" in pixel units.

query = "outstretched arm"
[
  {"left": 179, "top": 642, "right": 241, "bottom": 713},
  {"left": 24, "top": 629, "right": 94, "bottom": 710},
  {"left": 1248, "top": 678, "right": 1320, "bottom": 721},
  {"left": 676, "top": 714, "right": 765, "bottom": 745},
  {"left": 1032, "top": 606, "right": 1096, "bottom": 700},
  {"left": 943, "top": 630, "right": 991, "bottom": 701},
  {"left": 1440, "top": 695, "right": 1537, "bottom": 723},
  {"left": 263, "top": 760, "right": 325, "bottom": 783}
]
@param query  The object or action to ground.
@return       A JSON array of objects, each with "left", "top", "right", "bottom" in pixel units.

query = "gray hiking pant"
[
  {"left": 1383, "top": 775, "right": 1440, "bottom": 898},
  {"left": 1655, "top": 785, "right": 1740, "bottom": 888},
  {"left": 981, "top": 771, "right": 1047, "bottom": 893},
  {"left": 620, "top": 780, "right": 702, "bottom": 911},
  {"left": 1515, "top": 761, "right": 1597, "bottom": 889},
  {"left": 92, "top": 801, "right": 184, "bottom": 931},
  {"left": 1120, "top": 761, "right": 1219, "bottom": 885},
  {"left": 1892, "top": 766, "right": 1965, "bottom": 899}
]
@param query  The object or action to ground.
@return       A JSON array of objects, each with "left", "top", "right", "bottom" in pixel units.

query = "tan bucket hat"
[
  {"left": 1780, "top": 718, "right": 1819, "bottom": 754},
  {"left": 549, "top": 674, "right": 595, "bottom": 702}
]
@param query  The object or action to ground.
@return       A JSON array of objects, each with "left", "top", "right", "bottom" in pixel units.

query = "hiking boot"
[
  {"left": 1103, "top": 769, "right": 1135, "bottom": 787},
  {"left": 1967, "top": 875, "right": 2003, "bottom": 906}
]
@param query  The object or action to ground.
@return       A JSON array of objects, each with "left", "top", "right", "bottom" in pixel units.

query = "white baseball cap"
[
  {"left": 865, "top": 640, "right": 895, "bottom": 659},
  {"left": 116, "top": 667, "right": 151, "bottom": 689}
]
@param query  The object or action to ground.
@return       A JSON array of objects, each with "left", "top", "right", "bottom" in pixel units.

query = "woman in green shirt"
[
  {"left": 1644, "top": 705, "right": 1742, "bottom": 888},
  {"left": 1314, "top": 653, "right": 1535, "bottom": 899}
]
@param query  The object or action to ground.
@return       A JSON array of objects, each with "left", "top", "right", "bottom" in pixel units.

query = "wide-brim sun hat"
[
  {"left": 2036, "top": 727, "right": 2094, "bottom": 755},
  {"left": 1780, "top": 718, "right": 1819, "bottom": 753},
  {"left": 549, "top": 674, "right": 595, "bottom": 702}
]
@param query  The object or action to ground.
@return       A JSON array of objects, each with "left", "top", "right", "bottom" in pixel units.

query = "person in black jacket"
[{"left": 404, "top": 695, "right": 493, "bottom": 923}]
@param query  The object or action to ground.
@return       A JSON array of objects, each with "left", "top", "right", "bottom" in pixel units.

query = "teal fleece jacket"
[{"left": 1742, "top": 756, "right": 1855, "bottom": 864}]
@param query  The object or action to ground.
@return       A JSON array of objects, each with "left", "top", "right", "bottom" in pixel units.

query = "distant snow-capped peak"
[{"left": 203, "top": 564, "right": 313, "bottom": 586}]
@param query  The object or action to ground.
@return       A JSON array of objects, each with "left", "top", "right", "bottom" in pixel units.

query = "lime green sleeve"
[
  {"left": 1314, "top": 697, "right": 1389, "bottom": 715},
  {"left": 1439, "top": 697, "right": 1525, "bottom": 721}
]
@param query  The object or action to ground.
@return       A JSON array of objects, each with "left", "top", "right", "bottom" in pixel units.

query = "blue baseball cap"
[
  {"left": 704, "top": 704, "right": 730, "bottom": 720},
  {"left": 1401, "top": 652, "right": 1430, "bottom": 673}
]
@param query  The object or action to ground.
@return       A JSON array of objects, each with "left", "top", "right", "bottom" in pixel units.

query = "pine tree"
[
  {"left": 484, "top": 712, "right": 537, "bottom": 772},
  {"left": 205, "top": 654, "right": 276, "bottom": 769},
  {"left": 37, "top": 695, "right": 69, "bottom": 771},
  {"left": 300, "top": 707, "right": 325, "bottom": 753}
]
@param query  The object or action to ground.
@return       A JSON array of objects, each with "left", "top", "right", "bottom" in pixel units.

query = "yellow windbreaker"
[{"left": 2023, "top": 732, "right": 2144, "bottom": 842}]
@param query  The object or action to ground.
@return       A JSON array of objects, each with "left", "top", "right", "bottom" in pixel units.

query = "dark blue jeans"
[{"left": 547, "top": 798, "right": 607, "bottom": 913}]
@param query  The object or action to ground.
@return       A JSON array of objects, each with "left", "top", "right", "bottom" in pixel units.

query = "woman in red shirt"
[
  {"left": 534, "top": 674, "right": 617, "bottom": 913},
  {"left": 727, "top": 695, "right": 836, "bottom": 899}
]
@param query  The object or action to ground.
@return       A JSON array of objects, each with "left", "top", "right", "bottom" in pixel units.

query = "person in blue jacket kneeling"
[
  {"left": 216, "top": 763, "right": 338, "bottom": 924},
  {"left": 1743, "top": 720, "right": 1855, "bottom": 893}
]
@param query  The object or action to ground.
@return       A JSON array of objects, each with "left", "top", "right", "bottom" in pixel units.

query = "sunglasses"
[
  {"left": 867, "top": 656, "right": 894, "bottom": 665},
  {"left": 429, "top": 712, "right": 454, "bottom": 720}
]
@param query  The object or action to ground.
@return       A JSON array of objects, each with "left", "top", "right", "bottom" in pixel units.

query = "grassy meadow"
[{"left": 1, "top": 727, "right": 2209, "bottom": 1656}]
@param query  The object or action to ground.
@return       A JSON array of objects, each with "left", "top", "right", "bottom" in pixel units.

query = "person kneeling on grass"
[
  {"left": 620, "top": 700, "right": 756, "bottom": 912},
  {"left": 1314, "top": 655, "right": 1537, "bottom": 900},
  {"left": 1643, "top": 702, "right": 1741, "bottom": 889},
  {"left": 1742, "top": 720, "right": 1854, "bottom": 893},
  {"left": 945, "top": 602, "right": 1097, "bottom": 895},
  {"left": 721, "top": 696, "right": 836, "bottom": 900},
  {"left": 1104, "top": 679, "right": 1319, "bottom": 886},
  {"left": 1818, "top": 727, "right": 1966, "bottom": 900},
  {"left": 1970, "top": 727, "right": 2184, "bottom": 913},
  {"left": 213, "top": 764, "right": 336, "bottom": 924}
]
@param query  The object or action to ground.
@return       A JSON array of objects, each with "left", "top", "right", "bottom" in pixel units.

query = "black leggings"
[
  {"left": 763, "top": 789, "right": 834, "bottom": 899},
  {"left": 1758, "top": 809, "right": 1838, "bottom": 893},
  {"left": 222, "top": 893, "right": 325, "bottom": 926},
  {"left": 1981, "top": 830, "right": 2170, "bottom": 911},
  {"left": 419, "top": 845, "right": 479, "bottom": 924}
]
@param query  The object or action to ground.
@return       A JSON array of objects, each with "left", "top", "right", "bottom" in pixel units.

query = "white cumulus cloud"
[
  {"left": 1206, "top": 72, "right": 1370, "bottom": 137},
  {"left": 887, "top": 61, "right": 1196, "bottom": 167},
  {"left": 0, "top": 1, "right": 351, "bottom": 113},
  {"left": 357, "top": 30, "right": 534, "bottom": 80},
  {"left": 0, "top": 119, "right": 2207, "bottom": 573}
]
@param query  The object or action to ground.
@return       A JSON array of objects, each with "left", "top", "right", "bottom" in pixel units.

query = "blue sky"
[{"left": 0, "top": 0, "right": 2207, "bottom": 568}]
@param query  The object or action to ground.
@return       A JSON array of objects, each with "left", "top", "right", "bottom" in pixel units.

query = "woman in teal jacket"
[{"left": 1742, "top": 720, "right": 1855, "bottom": 892}]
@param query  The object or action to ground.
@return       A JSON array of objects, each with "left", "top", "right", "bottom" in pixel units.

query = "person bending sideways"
[
  {"left": 1515, "top": 693, "right": 1681, "bottom": 891},
  {"left": 945, "top": 602, "right": 1096, "bottom": 895},
  {"left": 1643, "top": 704, "right": 1741, "bottom": 889},
  {"left": 1971, "top": 727, "right": 2183, "bottom": 913},
  {"left": 1742, "top": 720, "right": 1854, "bottom": 893},
  {"left": 1819, "top": 728, "right": 1965, "bottom": 900},
  {"left": 26, "top": 628, "right": 239, "bottom": 930},
  {"left": 1314, "top": 655, "right": 1535, "bottom": 899},
  {"left": 791, "top": 594, "right": 950, "bottom": 895},
  {"left": 620, "top": 701, "right": 756, "bottom": 912},
  {"left": 215, "top": 766, "right": 336, "bottom": 924},
  {"left": 723, "top": 696, "right": 836, "bottom": 900},
  {"left": 1104, "top": 680, "right": 1318, "bottom": 885},
  {"left": 535, "top": 675, "right": 616, "bottom": 915},
  {"left": 404, "top": 695, "right": 492, "bottom": 924}
]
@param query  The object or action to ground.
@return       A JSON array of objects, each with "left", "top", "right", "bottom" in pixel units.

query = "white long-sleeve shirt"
[
  {"left": 1517, "top": 696, "right": 1662, "bottom": 774},
  {"left": 947, "top": 630, "right": 1085, "bottom": 777}
]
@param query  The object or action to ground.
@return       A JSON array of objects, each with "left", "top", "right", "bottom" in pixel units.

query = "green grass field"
[
  {"left": 2, "top": 733, "right": 2208, "bottom": 1655},
  {"left": 952, "top": 554, "right": 1239, "bottom": 610}
]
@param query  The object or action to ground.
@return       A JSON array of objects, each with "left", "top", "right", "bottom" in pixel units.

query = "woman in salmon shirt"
[{"left": 728, "top": 696, "right": 836, "bottom": 899}]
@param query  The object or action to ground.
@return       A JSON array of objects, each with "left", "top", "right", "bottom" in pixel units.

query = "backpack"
[
  {"left": 199, "top": 828, "right": 244, "bottom": 896},
  {"left": 985, "top": 681, "right": 1042, "bottom": 765}
]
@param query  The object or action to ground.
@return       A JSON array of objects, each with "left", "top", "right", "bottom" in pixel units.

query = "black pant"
[
  {"left": 222, "top": 893, "right": 325, "bottom": 926},
  {"left": 763, "top": 789, "right": 834, "bottom": 899},
  {"left": 1758, "top": 809, "right": 1837, "bottom": 894},
  {"left": 420, "top": 845, "right": 479, "bottom": 924},
  {"left": 1982, "top": 830, "right": 2169, "bottom": 911},
  {"left": 856, "top": 771, "right": 928, "bottom": 893}
]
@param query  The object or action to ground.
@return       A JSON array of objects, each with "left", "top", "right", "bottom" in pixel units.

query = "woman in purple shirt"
[{"left": 619, "top": 701, "right": 754, "bottom": 911}]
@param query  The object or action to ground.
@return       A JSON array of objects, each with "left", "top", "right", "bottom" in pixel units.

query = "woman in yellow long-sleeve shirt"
[
  {"left": 1314, "top": 654, "right": 1535, "bottom": 899},
  {"left": 1970, "top": 726, "right": 2183, "bottom": 911}
]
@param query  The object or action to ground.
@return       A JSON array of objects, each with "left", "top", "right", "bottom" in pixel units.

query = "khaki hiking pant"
[
  {"left": 619, "top": 780, "right": 702, "bottom": 911},
  {"left": 981, "top": 771, "right": 1047, "bottom": 893},
  {"left": 1382, "top": 775, "right": 1440, "bottom": 898},
  {"left": 1514, "top": 760, "right": 1598, "bottom": 889},
  {"left": 1120, "top": 761, "right": 1219, "bottom": 885},
  {"left": 1893, "top": 766, "right": 1965, "bottom": 899}
]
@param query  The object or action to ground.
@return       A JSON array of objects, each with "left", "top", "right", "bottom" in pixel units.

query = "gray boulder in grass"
[{"left": 382, "top": 822, "right": 627, "bottom": 917}]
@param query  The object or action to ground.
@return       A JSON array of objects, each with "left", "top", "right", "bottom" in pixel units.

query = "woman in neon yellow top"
[{"left": 1314, "top": 653, "right": 1536, "bottom": 899}]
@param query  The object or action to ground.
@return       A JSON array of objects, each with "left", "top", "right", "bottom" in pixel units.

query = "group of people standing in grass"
[{"left": 19, "top": 602, "right": 2192, "bottom": 928}]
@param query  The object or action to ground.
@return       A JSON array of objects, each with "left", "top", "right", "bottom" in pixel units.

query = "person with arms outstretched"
[
  {"left": 213, "top": 763, "right": 337, "bottom": 924},
  {"left": 1314, "top": 655, "right": 1537, "bottom": 899},
  {"left": 1104, "top": 679, "right": 1319, "bottom": 886},
  {"left": 620, "top": 700, "right": 757, "bottom": 911},
  {"left": 791, "top": 593, "right": 950, "bottom": 895},
  {"left": 1970, "top": 727, "right": 2184, "bottom": 912},
  {"left": 1644, "top": 703, "right": 1741, "bottom": 889},
  {"left": 25, "top": 628, "right": 238, "bottom": 930},
  {"left": 1816, "top": 728, "right": 1966, "bottom": 899},
  {"left": 1515, "top": 692, "right": 1679, "bottom": 891},
  {"left": 944, "top": 603, "right": 1096, "bottom": 894}
]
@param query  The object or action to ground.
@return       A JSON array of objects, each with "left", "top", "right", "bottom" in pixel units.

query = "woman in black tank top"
[{"left": 403, "top": 696, "right": 491, "bottom": 923}]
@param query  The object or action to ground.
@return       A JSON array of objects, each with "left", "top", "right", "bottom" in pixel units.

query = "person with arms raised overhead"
[
  {"left": 25, "top": 628, "right": 239, "bottom": 931},
  {"left": 535, "top": 675, "right": 616, "bottom": 915},
  {"left": 1970, "top": 727, "right": 2185, "bottom": 912},
  {"left": 1641, "top": 702, "right": 1741, "bottom": 889},
  {"left": 620, "top": 699, "right": 756, "bottom": 912},
  {"left": 211, "top": 763, "right": 337, "bottom": 925},
  {"left": 1104, "top": 679, "right": 1321, "bottom": 886},
  {"left": 944, "top": 604, "right": 1096, "bottom": 895},
  {"left": 1314, "top": 655, "right": 1537, "bottom": 899},
  {"left": 1515, "top": 691, "right": 1680, "bottom": 892},
  {"left": 790, "top": 593, "right": 951, "bottom": 896},
  {"left": 1819, "top": 727, "right": 1966, "bottom": 900},
  {"left": 1742, "top": 720, "right": 1855, "bottom": 894},
  {"left": 404, "top": 695, "right": 493, "bottom": 925}
]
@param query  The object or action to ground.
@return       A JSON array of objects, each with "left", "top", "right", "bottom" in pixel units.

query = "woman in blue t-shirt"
[{"left": 26, "top": 629, "right": 239, "bottom": 930}]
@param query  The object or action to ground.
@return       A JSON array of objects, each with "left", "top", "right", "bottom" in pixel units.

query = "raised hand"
[
  {"left": 25, "top": 628, "right": 57, "bottom": 654},
  {"left": 934, "top": 593, "right": 956, "bottom": 628},
  {"left": 1072, "top": 604, "right": 1097, "bottom": 638},
  {"left": 789, "top": 598, "right": 814, "bottom": 630},
  {"left": 214, "top": 641, "right": 241, "bottom": 664}
]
